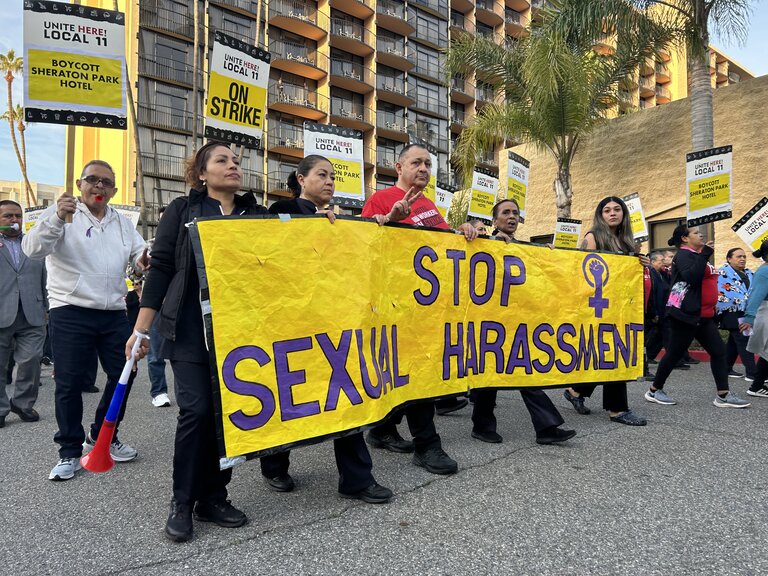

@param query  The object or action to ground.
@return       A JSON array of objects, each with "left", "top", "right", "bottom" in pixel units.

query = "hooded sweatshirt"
[{"left": 22, "top": 202, "right": 146, "bottom": 310}]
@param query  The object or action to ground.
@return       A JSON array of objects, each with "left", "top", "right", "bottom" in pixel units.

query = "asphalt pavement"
[{"left": 1, "top": 361, "right": 766, "bottom": 576}]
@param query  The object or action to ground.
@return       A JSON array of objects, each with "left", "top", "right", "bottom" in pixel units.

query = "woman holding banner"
[
  {"left": 261, "top": 154, "right": 394, "bottom": 505},
  {"left": 644, "top": 225, "right": 750, "bottom": 408},
  {"left": 562, "top": 197, "right": 648, "bottom": 425},
  {"left": 127, "top": 141, "right": 268, "bottom": 542},
  {"left": 739, "top": 239, "right": 768, "bottom": 397}
]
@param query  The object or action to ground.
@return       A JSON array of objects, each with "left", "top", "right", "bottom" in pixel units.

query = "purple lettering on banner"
[
  {"left": 479, "top": 321, "right": 506, "bottom": 373},
  {"left": 391, "top": 325, "right": 410, "bottom": 388},
  {"left": 597, "top": 324, "right": 615, "bottom": 369},
  {"left": 355, "top": 329, "right": 381, "bottom": 399},
  {"left": 413, "top": 246, "right": 440, "bottom": 305},
  {"left": 222, "top": 345, "right": 276, "bottom": 431},
  {"left": 577, "top": 325, "right": 598, "bottom": 370},
  {"left": 377, "top": 326, "right": 394, "bottom": 393},
  {"left": 273, "top": 337, "right": 320, "bottom": 422},
  {"left": 446, "top": 249, "right": 466, "bottom": 306},
  {"left": 465, "top": 321, "right": 479, "bottom": 375},
  {"left": 505, "top": 323, "right": 532, "bottom": 374},
  {"left": 531, "top": 324, "right": 555, "bottom": 373},
  {"left": 317, "top": 331, "right": 363, "bottom": 411},
  {"left": 629, "top": 323, "right": 643, "bottom": 366},
  {"left": 555, "top": 324, "right": 577, "bottom": 373},
  {"left": 614, "top": 324, "right": 631, "bottom": 367},
  {"left": 443, "top": 322, "right": 465, "bottom": 380},
  {"left": 469, "top": 252, "right": 495, "bottom": 305},
  {"left": 500, "top": 255, "right": 526, "bottom": 306},
  {"left": 369, "top": 326, "right": 385, "bottom": 393}
]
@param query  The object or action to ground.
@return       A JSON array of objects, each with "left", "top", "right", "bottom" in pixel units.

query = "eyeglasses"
[{"left": 82, "top": 175, "right": 115, "bottom": 189}]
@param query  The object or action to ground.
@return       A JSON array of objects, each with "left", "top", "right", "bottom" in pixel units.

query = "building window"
[{"left": 649, "top": 218, "right": 714, "bottom": 252}]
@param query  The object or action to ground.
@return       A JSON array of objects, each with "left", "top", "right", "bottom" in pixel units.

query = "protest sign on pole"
[
  {"left": 24, "top": 203, "right": 140, "bottom": 231},
  {"left": 686, "top": 145, "right": 733, "bottom": 226},
  {"left": 622, "top": 193, "right": 649, "bottom": 243},
  {"left": 304, "top": 122, "right": 365, "bottom": 208},
  {"left": 435, "top": 182, "right": 456, "bottom": 221},
  {"left": 205, "top": 31, "right": 270, "bottom": 149},
  {"left": 553, "top": 218, "right": 582, "bottom": 249},
  {"left": 23, "top": 0, "right": 126, "bottom": 128},
  {"left": 732, "top": 197, "right": 768, "bottom": 252},
  {"left": 506, "top": 152, "right": 529, "bottom": 223},
  {"left": 467, "top": 168, "right": 498, "bottom": 222}
]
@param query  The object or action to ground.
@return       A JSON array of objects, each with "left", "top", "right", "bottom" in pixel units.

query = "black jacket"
[
  {"left": 141, "top": 188, "right": 268, "bottom": 341},
  {"left": 268, "top": 197, "right": 317, "bottom": 215},
  {"left": 665, "top": 244, "right": 715, "bottom": 325}
]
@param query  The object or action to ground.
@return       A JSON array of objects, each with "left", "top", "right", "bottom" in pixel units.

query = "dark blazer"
[{"left": 0, "top": 235, "right": 47, "bottom": 328}]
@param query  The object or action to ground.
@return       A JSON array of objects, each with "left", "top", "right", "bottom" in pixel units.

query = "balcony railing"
[
  {"left": 409, "top": 0, "right": 448, "bottom": 15},
  {"left": 267, "top": 170, "right": 296, "bottom": 194},
  {"left": 377, "top": 0, "right": 406, "bottom": 19},
  {"left": 331, "top": 17, "right": 369, "bottom": 43},
  {"left": 377, "top": 147, "right": 398, "bottom": 168},
  {"left": 655, "top": 85, "right": 671, "bottom": 99},
  {"left": 139, "top": 5, "right": 194, "bottom": 38},
  {"left": 408, "top": 89, "right": 449, "bottom": 117},
  {"left": 268, "top": 123, "right": 305, "bottom": 149},
  {"left": 450, "top": 11, "right": 464, "bottom": 28},
  {"left": 478, "top": 153, "right": 498, "bottom": 167},
  {"left": 476, "top": 86, "right": 495, "bottom": 102},
  {"left": 376, "top": 109, "right": 407, "bottom": 132},
  {"left": 330, "top": 99, "right": 369, "bottom": 122},
  {"left": 269, "top": 0, "right": 318, "bottom": 25},
  {"left": 330, "top": 60, "right": 373, "bottom": 85},
  {"left": 407, "top": 15, "right": 447, "bottom": 46},
  {"left": 640, "top": 76, "right": 654, "bottom": 91},
  {"left": 451, "top": 110, "right": 466, "bottom": 126},
  {"left": 451, "top": 76, "right": 473, "bottom": 94},
  {"left": 269, "top": 40, "right": 326, "bottom": 69},
  {"left": 269, "top": 83, "right": 326, "bottom": 112},
  {"left": 137, "top": 103, "right": 193, "bottom": 132},
  {"left": 377, "top": 36, "right": 406, "bottom": 57},
  {"left": 505, "top": 9, "right": 526, "bottom": 26},
  {"left": 140, "top": 154, "right": 185, "bottom": 180},
  {"left": 377, "top": 75, "right": 407, "bottom": 94},
  {"left": 240, "top": 169, "right": 264, "bottom": 191},
  {"left": 476, "top": 0, "right": 498, "bottom": 12},
  {"left": 138, "top": 56, "right": 198, "bottom": 87},
  {"left": 211, "top": 0, "right": 260, "bottom": 12},
  {"left": 655, "top": 62, "right": 670, "bottom": 77},
  {"left": 412, "top": 53, "right": 444, "bottom": 81}
]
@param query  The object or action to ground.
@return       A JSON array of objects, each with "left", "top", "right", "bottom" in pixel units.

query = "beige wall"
[{"left": 510, "top": 74, "right": 768, "bottom": 270}]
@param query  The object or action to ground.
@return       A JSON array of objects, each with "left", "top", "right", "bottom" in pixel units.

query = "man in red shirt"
[{"left": 361, "top": 143, "right": 477, "bottom": 475}]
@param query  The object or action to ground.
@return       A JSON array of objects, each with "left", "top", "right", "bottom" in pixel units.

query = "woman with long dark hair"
[
  {"left": 262, "top": 154, "right": 393, "bottom": 505},
  {"left": 738, "top": 239, "right": 768, "bottom": 397},
  {"left": 562, "top": 196, "right": 647, "bottom": 425},
  {"left": 717, "top": 247, "right": 756, "bottom": 382},
  {"left": 127, "top": 141, "right": 267, "bottom": 542},
  {"left": 643, "top": 225, "right": 750, "bottom": 408}
]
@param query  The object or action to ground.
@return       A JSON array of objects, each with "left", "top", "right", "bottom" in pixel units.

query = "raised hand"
[{"left": 387, "top": 187, "right": 423, "bottom": 222}]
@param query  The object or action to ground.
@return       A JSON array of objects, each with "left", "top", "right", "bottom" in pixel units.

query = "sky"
[{"left": 1, "top": 1, "right": 766, "bottom": 187}]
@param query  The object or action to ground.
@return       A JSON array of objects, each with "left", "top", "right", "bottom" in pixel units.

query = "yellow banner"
[
  {"left": 27, "top": 49, "right": 122, "bottom": 108},
  {"left": 207, "top": 71, "right": 266, "bottom": 130},
  {"left": 328, "top": 159, "right": 363, "bottom": 198},
  {"left": 688, "top": 173, "right": 730, "bottom": 212},
  {"left": 194, "top": 218, "right": 644, "bottom": 458}
]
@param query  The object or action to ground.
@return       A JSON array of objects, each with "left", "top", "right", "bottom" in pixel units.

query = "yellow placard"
[
  {"left": 688, "top": 173, "right": 730, "bottom": 212},
  {"left": 554, "top": 232, "right": 579, "bottom": 249},
  {"left": 328, "top": 158, "right": 363, "bottom": 198},
  {"left": 207, "top": 71, "right": 267, "bottom": 130},
  {"left": 507, "top": 178, "right": 526, "bottom": 211},
  {"left": 194, "top": 218, "right": 644, "bottom": 458},
  {"left": 468, "top": 189, "right": 495, "bottom": 218},
  {"left": 629, "top": 211, "right": 644, "bottom": 236},
  {"left": 27, "top": 49, "right": 122, "bottom": 108}
]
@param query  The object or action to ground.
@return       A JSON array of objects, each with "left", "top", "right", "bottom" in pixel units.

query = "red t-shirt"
[
  {"left": 700, "top": 261, "right": 719, "bottom": 318},
  {"left": 362, "top": 186, "right": 450, "bottom": 230}
]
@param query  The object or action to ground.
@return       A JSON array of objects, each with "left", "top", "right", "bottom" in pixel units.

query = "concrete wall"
[{"left": 509, "top": 74, "right": 768, "bottom": 270}]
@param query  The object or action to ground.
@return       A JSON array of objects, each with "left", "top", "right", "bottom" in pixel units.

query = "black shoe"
[
  {"left": 728, "top": 368, "right": 744, "bottom": 378},
  {"left": 674, "top": 361, "right": 690, "bottom": 371},
  {"left": 9, "top": 401, "right": 39, "bottom": 422},
  {"left": 40, "top": 356, "right": 52, "bottom": 366},
  {"left": 412, "top": 447, "right": 458, "bottom": 475},
  {"left": 165, "top": 499, "right": 193, "bottom": 542},
  {"left": 563, "top": 389, "right": 591, "bottom": 415},
  {"left": 194, "top": 499, "right": 248, "bottom": 528},
  {"left": 340, "top": 482, "right": 393, "bottom": 504},
  {"left": 644, "top": 373, "right": 656, "bottom": 381},
  {"left": 609, "top": 410, "right": 647, "bottom": 426},
  {"left": 0, "top": 415, "right": 5, "bottom": 428},
  {"left": 435, "top": 397, "right": 469, "bottom": 415},
  {"left": 684, "top": 356, "right": 700, "bottom": 365},
  {"left": 536, "top": 426, "right": 577, "bottom": 445},
  {"left": 471, "top": 429, "right": 503, "bottom": 443},
  {"left": 366, "top": 431, "right": 414, "bottom": 453},
  {"left": 263, "top": 473, "right": 295, "bottom": 492},
  {"left": 83, "top": 384, "right": 100, "bottom": 393}
]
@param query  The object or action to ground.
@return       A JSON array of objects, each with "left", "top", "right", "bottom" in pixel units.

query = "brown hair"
[{"left": 184, "top": 141, "right": 232, "bottom": 189}]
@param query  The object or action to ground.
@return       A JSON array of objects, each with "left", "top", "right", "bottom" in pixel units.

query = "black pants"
[
  {"left": 571, "top": 381, "right": 629, "bottom": 412},
  {"left": 369, "top": 402, "right": 442, "bottom": 453},
  {"left": 646, "top": 318, "right": 665, "bottom": 362},
  {"left": 50, "top": 306, "right": 133, "bottom": 458},
  {"left": 653, "top": 316, "right": 728, "bottom": 392},
  {"left": 260, "top": 432, "right": 375, "bottom": 494},
  {"left": 750, "top": 357, "right": 768, "bottom": 390},
  {"left": 726, "top": 329, "right": 757, "bottom": 378},
  {"left": 171, "top": 360, "right": 231, "bottom": 505},
  {"left": 471, "top": 388, "right": 563, "bottom": 434}
]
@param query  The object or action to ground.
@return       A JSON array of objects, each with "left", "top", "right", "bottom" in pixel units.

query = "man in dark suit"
[{"left": 0, "top": 200, "right": 47, "bottom": 428}]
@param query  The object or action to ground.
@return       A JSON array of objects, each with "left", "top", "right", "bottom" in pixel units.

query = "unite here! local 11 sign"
[{"left": 686, "top": 145, "right": 733, "bottom": 226}]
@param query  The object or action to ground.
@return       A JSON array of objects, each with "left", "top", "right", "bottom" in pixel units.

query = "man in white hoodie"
[{"left": 23, "top": 160, "right": 147, "bottom": 481}]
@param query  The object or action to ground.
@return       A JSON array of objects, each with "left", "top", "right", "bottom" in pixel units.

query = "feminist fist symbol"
[{"left": 582, "top": 254, "right": 610, "bottom": 318}]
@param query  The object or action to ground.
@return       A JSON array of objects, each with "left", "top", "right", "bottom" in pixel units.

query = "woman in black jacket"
[
  {"left": 261, "top": 154, "right": 393, "bottom": 505},
  {"left": 127, "top": 141, "right": 268, "bottom": 542},
  {"left": 644, "top": 225, "right": 750, "bottom": 408}
]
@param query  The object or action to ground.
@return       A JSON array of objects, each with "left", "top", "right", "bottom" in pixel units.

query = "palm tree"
[
  {"left": 0, "top": 49, "right": 34, "bottom": 207},
  {"left": 446, "top": 11, "right": 671, "bottom": 217},
  {"left": 549, "top": 0, "right": 753, "bottom": 152}
]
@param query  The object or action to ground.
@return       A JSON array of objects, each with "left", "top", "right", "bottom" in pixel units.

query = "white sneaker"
[
  {"left": 49, "top": 457, "right": 81, "bottom": 481},
  {"left": 82, "top": 432, "right": 138, "bottom": 462},
  {"left": 152, "top": 393, "right": 171, "bottom": 408}
]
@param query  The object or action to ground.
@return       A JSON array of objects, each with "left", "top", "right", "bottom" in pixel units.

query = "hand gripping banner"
[{"left": 189, "top": 217, "right": 643, "bottom": 463}]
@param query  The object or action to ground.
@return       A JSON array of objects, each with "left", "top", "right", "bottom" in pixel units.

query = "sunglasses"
[{"left": 82, "top": 175, "right": 115, "bottom": 189}]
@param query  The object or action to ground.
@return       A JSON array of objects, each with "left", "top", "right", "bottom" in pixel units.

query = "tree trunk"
[
  {"left": 17, "top": 121, "right": 37, "bottom": 205},
  {"left": 554, "top": 168, "right": 572, "bottom": 218},
  {"left": 5, "top": 76, "right": 29, "bottom": 208},
  {"left": 688, "top": 53, "right": 713, "bottom": 152}
]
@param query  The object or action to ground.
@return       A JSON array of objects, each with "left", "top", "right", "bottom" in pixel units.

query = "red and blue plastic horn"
[{"left": 81, "top": 334, "right": 147, "bottom": 473}]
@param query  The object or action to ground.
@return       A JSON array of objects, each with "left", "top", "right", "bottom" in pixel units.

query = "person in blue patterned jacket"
[{"left": 717, "top": 247, "right": 756, "bottom": 382}]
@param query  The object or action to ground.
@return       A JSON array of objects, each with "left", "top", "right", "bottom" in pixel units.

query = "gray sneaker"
[
  {"left": 644, "top": 389, "right": 677, "bottom": 405},
  {"left": 82, "top": 433, "right": 138, "bottom": 462},
  {"left": 713, "top": 392, "right": 751, "bottom": 409},
  {"left": 49, "top": 457, "right": 82, "bottom": 481}
]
